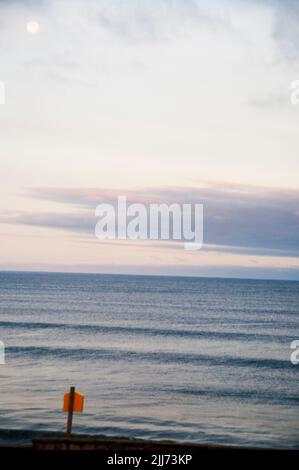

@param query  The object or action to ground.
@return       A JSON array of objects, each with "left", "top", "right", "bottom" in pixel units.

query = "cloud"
[
  {"left": 271, "top": 0, "right": 299, "bottom": 61},
  {"left": 1, "top": 182, "right": 299, "bottom": 257},
  {"left": 249, "top": 92, "right": 291, "bottom": 110},
  {"left": 0, "top": 210, "right": 92, "bottom": 233}
]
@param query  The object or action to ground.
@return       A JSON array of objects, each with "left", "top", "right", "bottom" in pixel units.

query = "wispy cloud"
[
  {"left": 1, "top": 182, "right": 299, "bottom": 256},
  {"left": 271, "top": 0, "right": 299, "bottom": 61}
]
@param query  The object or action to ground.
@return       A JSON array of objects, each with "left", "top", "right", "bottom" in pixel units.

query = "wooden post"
[{"left": 66, "top": 386, "right": 75, "bottom": 437}]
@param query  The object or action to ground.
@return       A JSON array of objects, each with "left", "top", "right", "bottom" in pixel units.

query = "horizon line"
[{"left": 1, "top": 268, "right": 299, "bottom": 283}]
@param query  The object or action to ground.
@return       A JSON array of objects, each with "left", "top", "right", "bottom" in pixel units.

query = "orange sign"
[{"left": 63, "top": 390, "right": 84, "bottom": 413}]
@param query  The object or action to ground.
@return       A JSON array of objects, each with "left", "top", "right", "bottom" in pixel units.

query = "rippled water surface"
[{"left": 0, "top": 271, "right": 298, "bottom": 448}]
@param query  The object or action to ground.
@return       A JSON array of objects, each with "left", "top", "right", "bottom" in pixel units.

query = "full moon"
[{"left": 26, "top": 20, "right": 40, "bottom": 34}]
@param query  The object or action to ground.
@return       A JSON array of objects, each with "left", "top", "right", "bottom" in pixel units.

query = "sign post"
[
  {"left": 66, "top": 386, "right": 75, "bottom": 437},
  {"left": 63, "top": 386, "right": 84, "bottom": 437}
]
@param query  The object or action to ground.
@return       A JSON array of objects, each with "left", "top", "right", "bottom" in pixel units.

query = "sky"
[{"left": 0, "top": 0, "right": 299, "bottom": 280}]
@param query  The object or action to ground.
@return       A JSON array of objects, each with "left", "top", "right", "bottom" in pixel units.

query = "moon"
[{"left": 26, "top": 20, "right": 40, "bottom": 34}]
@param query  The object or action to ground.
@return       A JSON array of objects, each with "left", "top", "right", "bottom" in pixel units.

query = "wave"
[
  {"left": 7, "top": 345, "right": 292, "bottom": 370},
  {"left": 0, "top": 320, "right": 292, "bottom": 343},
  {"left": 0, "top": 428, "right": 63, "bottom": 443},
  {"left": 163, "top": 386, "right": 299, "bottom": 406}
]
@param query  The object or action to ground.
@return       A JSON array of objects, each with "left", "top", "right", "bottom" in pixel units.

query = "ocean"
[{"left": 0, "top": 271, "right": 298, "bottom": 448}]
